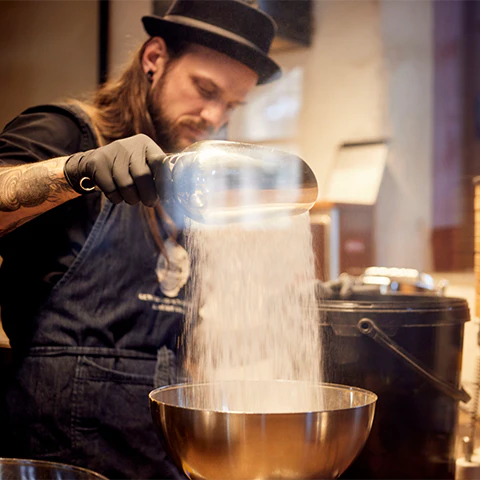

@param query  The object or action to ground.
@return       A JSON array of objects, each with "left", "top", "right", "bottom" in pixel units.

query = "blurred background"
[
  {"left": 0, "top": 0, "right": 471, "bottom": 274},
  {"left": 1, "top": 0, "right": 480, "bottom": 431}
]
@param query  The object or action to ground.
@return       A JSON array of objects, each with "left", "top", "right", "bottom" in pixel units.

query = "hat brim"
[{"left": 142, "top": 15, "right": 281, "bottom": 85}]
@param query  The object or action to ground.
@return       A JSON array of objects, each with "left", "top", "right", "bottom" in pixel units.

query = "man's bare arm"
[
  {"left": 0, "top": 157, "right": 79, "bottom": 237},
  {"left": 0, "top": 134, "right": 168, "bottom": 237}
]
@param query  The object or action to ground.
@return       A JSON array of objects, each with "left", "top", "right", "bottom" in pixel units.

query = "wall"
[
  {"left": 0, "top": 0, "right": 99, "bottom": 130},
  {"left": 108, "top": 0, "right": 152, "bottom": 78},
  {"left": 253, "top": 0, "right": 386, "bottom": 198},
  {"left": 0, "top": 0, "right": 153, "bottom": 128},
  {"left": 376, "top": 0, "right": 434, "bottom": 271},
  {"left": 431, "top": 1, "right": 465, "bottom": 271}
]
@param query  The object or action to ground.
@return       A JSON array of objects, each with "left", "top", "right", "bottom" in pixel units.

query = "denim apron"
[{"left": 3, "top": 106, "right": 188, "bottom": 479}]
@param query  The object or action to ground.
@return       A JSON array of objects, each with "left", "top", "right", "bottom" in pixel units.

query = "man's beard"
[{"left": 147, "top": 75, "right": 214, "bottom": 153}]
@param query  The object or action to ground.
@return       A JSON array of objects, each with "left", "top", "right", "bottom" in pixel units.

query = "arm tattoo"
[{"left": 0, "top": 159, "right": 71, "bottom": 212}]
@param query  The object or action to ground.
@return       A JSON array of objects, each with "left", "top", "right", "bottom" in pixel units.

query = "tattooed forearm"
[
  {"left": 0, "top": 157, "right": 79, "bottom": 236},
  {"left": 0, "top": 158, "right": 72, "bottom": 212}
]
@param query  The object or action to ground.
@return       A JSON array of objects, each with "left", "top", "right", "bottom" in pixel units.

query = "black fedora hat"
[{"left": 142, "top": 0, "right": 281, "bottom": 84}]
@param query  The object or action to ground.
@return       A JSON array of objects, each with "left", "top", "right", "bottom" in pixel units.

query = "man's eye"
[
  {"left": 201, "top": 89, "right": 215, "bottom": 99},
  {"left": 197, "top": 85, "right": 216, "bottom": 99}
]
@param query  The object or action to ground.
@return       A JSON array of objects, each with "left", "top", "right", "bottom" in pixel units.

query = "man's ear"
[{"left": 142, "top": 37, "right": 169, "bottom": 80}]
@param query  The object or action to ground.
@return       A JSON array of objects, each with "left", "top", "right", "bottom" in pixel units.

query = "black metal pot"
[{"left": 318, "top": 294, "right": 470, "bottom": 480}]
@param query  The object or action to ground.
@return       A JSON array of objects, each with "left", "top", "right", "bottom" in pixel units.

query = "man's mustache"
[{"left": 179, "top": 117, "right": 215, "bottom": 137}]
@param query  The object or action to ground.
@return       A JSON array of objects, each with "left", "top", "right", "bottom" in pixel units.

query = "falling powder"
[{"left": 181, "top": 213, "right": 323, "bottom": 413}]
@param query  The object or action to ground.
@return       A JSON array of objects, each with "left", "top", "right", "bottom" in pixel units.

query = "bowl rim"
[
  {"left": 0, "top": 457, "right": 108, "bottom": 479},
  {"left": 149, "top": 380, "right": 378, "bottom": 414}
]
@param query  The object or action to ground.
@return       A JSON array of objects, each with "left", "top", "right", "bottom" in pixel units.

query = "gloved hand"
[{"left": 64, "top": 134, "right": 168, "bottom": 207}]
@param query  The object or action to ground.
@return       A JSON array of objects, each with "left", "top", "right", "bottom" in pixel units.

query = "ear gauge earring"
[{"left": 146, "top": 70, "right": 154, "bottom": 83}]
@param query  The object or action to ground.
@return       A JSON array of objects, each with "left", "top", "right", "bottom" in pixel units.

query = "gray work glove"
[{"left": 64, "top": 134, "right": 168, "bottom": 206}]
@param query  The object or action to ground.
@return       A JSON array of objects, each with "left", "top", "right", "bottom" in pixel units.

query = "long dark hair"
[{"left": 73, "top": 38, "right": 188, "bottom": 257}]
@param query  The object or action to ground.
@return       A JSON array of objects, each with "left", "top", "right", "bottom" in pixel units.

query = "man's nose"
[{"left": 200, "top": 103, "right": 228, "bottom": 130}]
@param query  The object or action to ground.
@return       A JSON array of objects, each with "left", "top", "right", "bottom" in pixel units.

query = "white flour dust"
[{"left": 181, "top": 213, "right": 322, "bottom": 413}]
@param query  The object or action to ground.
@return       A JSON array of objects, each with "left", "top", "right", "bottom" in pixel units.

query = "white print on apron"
[{"left": 155, "top": 239, "right": 190, "bottom": 297}]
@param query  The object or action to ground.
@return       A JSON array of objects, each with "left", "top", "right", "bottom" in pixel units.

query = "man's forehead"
[{"left": 171, "top": 43, "right": 259, "bottom": 98}]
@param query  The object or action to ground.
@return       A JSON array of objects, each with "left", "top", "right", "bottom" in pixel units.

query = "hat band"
[{"left": 164, "top": 14, "right": 264, "bottom": 53}]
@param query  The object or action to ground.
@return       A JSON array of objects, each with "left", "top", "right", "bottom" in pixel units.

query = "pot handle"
[{"left": 357, "top": 317, "right": 471, "bottom": 403}]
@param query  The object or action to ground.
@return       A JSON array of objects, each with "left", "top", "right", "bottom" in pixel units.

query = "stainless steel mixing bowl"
[
  {"left": 0, "top": 457, "right": 108, "bottom": 479},
  {"left": 149, "top": 380, "right": 377, "bottom": 480}
]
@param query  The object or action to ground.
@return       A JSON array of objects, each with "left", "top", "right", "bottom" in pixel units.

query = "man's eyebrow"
[
  {"left": 194, "top": 76, "right": 248, "bottom": 106},
  {"left": 193, "top": 76, "right": 219, "bottom": 91}
]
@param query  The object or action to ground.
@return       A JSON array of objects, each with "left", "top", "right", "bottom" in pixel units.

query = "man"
[{"left": 0, "top": 1, "right": 281, "bottom": 478}]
